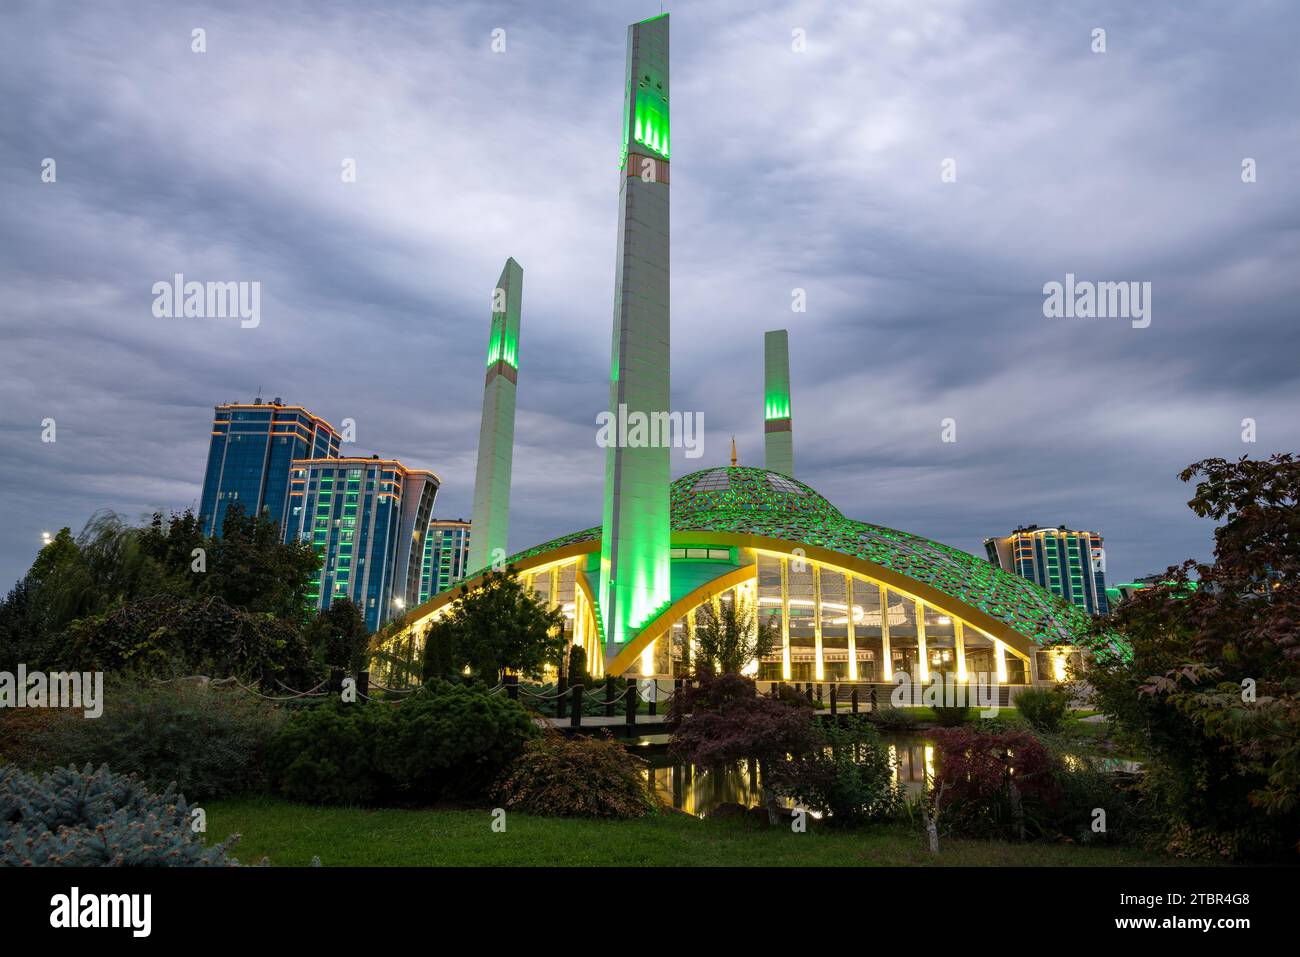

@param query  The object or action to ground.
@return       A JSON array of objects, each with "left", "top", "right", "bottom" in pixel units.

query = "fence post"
[
  {"left": 506, "top": 674, "right": 519, "bottom": 701},
  {"left": 329, "top": 668, "right": 345, "bottom": 696},
  {"left": 625, "top": 681, "right": 637, "bottom": 726},
  {"left": 605, "top": 674, "right": 616, "bottom": 717},
  {"left": 870, "top": 685, "right": 878, "bottom": 711},
  {"left": 570, "top": 684, "right": 583, "bottom": 728},
  {"left": 830, "top": 683, "right": 837, "bottom": 716},
  {"left": 357, "top": 671, "right": 370, "bottom": 702},
  {"left": 557, "top": 674, "right": 569, "bottom": 719},
  {"left": 648, "top": 680, "right": 657, "bottom": 717},
  {"left": 806, "top": 684, "right": 814, "bottom": 704},
  {"left": 851, "top": 686, "right": 859, "bottom": 714}
]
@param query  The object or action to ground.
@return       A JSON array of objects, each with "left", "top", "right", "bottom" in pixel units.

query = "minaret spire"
[
  {"left": 467, "top": 258, "right": 523, "bottom": 574},
  {"left": 600, "top": 13, "right": 672, "bottom": 660},
  {"left": 763, "top": 329, "right": 794, "bottom": 477}
]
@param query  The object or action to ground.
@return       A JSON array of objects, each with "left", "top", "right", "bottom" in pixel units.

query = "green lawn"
[{"left": 208, "top": 797, "right": 1175, "bottom": 867}]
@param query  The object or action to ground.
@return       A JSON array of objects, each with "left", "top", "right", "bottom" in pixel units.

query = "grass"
[{"left": 208, "top": 796, "right": 1176, "bottom": 867}]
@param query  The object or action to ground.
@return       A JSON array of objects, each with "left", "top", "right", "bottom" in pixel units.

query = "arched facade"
[{"left": 382, "top": 468, "right": 1113, "bottom": 684}]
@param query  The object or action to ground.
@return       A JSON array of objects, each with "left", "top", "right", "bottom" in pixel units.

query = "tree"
[
  {"left": 691, "top": 592, "right": 776, "bottom": 675},
  {"left": 1090, "top": 453, "right": 1300, "bottom": 860},
  {"left": 420, "top": 567, "right": 566, "bottom": 684},
  {"left": 204, "top": 505, "right": 321, "bottom": 628},
  {"left": 304, "top": 597, "right": 371, "bottom": 674},
  {"left": 668, "top": 673, "right": 821, "bottom": 824}
]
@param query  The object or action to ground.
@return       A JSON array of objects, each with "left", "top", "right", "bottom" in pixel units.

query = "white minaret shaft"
[
  {"left": 600, "top": 14, "right": 672, "bottom": 659},
  {"left": 467, "top": 258, "right": 523, "bottom": 574}
]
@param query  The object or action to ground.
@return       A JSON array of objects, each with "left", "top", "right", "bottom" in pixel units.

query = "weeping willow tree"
[{"left": 692, "top": 593, "right": 777, "bottom": 676}]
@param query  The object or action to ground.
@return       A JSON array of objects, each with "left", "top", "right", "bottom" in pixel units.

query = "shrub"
[
  {"left": 373, "top": 682, "right": 539, "bottom": 800},
  {"left": 869, "top": 706, "right": 917, "bottom": 731},
  {"left": 8, "top": 680, "right": 286, "bottom": 801},
  {"left": 271, "top": 682, "right": 538, "bottom": 805},
  {"left": 50, "top": 594, "right": 316, "bottom": 685},
  {"left": 669, "top": 674, "right": 820, "bottom": 768},
  {"left": 0, "top": 764, "right": 240, "bottom": 866},
  {"left": 782, "top": 718, "right": 904, "bottom": 827},
  {"left": 271, "top": 701, "right": 395, "bottom": 805},
  {"left": 932, "top": 704, "right": 972, "bottom": 727},
  {"left": 931, "top": 726, "right": 1061, "bottom": 841},
  {"left": 493, "top": 732, "right": 656, "bottom": 819},
  {"left": 1046, "top": 746, "right": 1140, "bottom": 846},
  {"left": 1014, "top": 686, "right": 1070, "bottom": 734}
]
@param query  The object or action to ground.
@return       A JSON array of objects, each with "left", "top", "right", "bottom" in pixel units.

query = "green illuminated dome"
[
  {"left": 671, "top": 466, "right": 842, "bottom": 526},
  {"left": 498, "top": 466, "right": 1109, "bottom": 652}
]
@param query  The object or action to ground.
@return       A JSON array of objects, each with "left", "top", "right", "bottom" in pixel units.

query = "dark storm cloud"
[{"left": 1, "top": 0, "right": 1297, "bottom": 590}]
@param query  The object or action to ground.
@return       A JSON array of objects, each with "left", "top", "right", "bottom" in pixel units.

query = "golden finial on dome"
[{"left": 730, "top": 435, "right": 737, "bottom": 467}]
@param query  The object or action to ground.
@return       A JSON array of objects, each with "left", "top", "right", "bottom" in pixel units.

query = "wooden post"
[
  {"left": 851, "top": 686, "right": 859, "bottom": 714},
  {"left": 830, "top": 683, "right": 837, "bottom": 715},
  {"left": 625, "top": 681, "right": 637, "bottom": 726},
  {"left": 557, "top": 674, "right": 569, "bottom": 719},
  {"left": 648, "top": 680, "right": 657, "bottom": 717},
  {"left": 870, "top": 685, "right": 878, "bottom": 711},
  {"left": 806, "top": 684, "right": 813, "bottom": 703},
  {"left": 506, "top": 674, "right": 519, "bottom": 701},
  {"left": 605, "top": 674, "right": 616, "bottom": 717},
  {"left": 570, "top": 684, "right": 583, "bottom": 728}
]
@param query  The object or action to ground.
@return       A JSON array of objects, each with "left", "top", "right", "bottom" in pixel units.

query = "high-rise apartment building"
[
  {"left": 419, "top": 519, "right": 471, "bottom": 603},
  {"left": 198, "top": 399, "right": 340, "bottom": 536},
  {"left": 284, "top": 456, "right": 439, "bottom": 632},
  {"left": 984, "top": 525, "right": 1109, "bottom": 616}
]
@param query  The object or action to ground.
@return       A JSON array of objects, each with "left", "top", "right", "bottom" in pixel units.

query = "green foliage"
[
  {"left": 304, "top": 598, "right": 371, "bottom": 673},
  {"left": 782, "top": 718, "right": 905, "bottom": 826},
  {"left": 932, "top": 704, "right": 973, "bottom": 727},
  {"left": 48, "top": 594, "right": 315, "bottom": 684},
  {"left": 492, "top": 732, "right": 657, "bottom": 819},
  {"left": 8, "top": 681, "right": 285, "bottom": 801},
  {"left": 270, "top": 683, "right": 538, "bottom": 806},
  {"left": 0, "top": 764, "right": 239, "bottom": 866},
  {"left": 869, "top": 706, "right": 918, "bottom": 731},
  {"left": 270, "top": 701, "right": 394, "bottom": 806},
  {"left": 692, "top": 593, "right": 777, "bottom": 675},
  {"left": 420, "top": 567, "right": 566, "bottom": 684},
  {"left": 567, "top": 644, "right": 589, "bottom": 685},
  {"left": 0, "top": 505, "right": 323, "bottom": 680},
  {"left": 1090, "top": 454, "right": 1300, "bottom": 860},
  {"left": 372, "top": 682, "right": 539, "bottom": 800},
  {"left": 1014, "top": 686, "right": 1070, "bottom": 734},
  {"left": 204, "top": 505, "right": 321, "bottom": 628}
]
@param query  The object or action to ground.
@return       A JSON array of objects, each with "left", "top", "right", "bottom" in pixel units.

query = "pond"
[{"left": 632, "top": 732, "right": 1141, "bottom": 818}]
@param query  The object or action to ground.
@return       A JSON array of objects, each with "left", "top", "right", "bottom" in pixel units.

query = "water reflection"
[
  {"left": 644, "top": 733, "right": 936, "bottom": 818},
  {"left": 642, "top": 732, "right": 1140, "bottom": 818}
]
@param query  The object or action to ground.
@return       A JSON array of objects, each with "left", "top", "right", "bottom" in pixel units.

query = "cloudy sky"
[{"left": 2, "top": 0, "right": 1297, "bottom": 591}]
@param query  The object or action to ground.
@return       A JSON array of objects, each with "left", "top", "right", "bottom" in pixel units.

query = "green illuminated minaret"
[
  {"left": 764, "top": 329, "right": 794, "bottom": 477},
  {"left": 467, "top": 258, "right": 523, "bottom": 574},
  {"left": 600, "top": 13, "right": 672, "bottom": 657}
]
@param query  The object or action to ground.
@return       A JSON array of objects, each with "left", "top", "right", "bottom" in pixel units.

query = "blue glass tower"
[{"left": 198, "top": 399, "right": 340, "bottom": 536}]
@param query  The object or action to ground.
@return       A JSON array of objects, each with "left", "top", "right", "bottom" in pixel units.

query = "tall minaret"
[
  {"left": 467, "top": 258, "right": 523, "bottom": 574},
  {"left": 764, "top": 329, "right": 794, "bottom": 476},
  {"left": 600, "top": 14, "right": 671, "bottom": 656}
]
